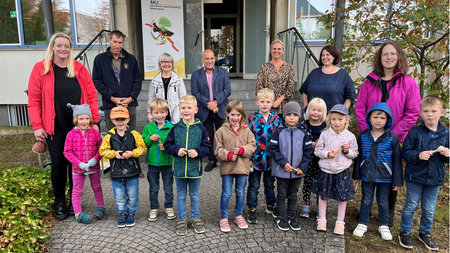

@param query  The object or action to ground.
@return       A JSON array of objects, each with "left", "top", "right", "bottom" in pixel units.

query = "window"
[
  {"left": 73, "top": 0, "right": 111, "bottom": 44},
  {"left": 0, "top": 0, "right": 20, "bottom": 44},
  {"left": 296, "top": 0, "right": 333, "bottom": 41}
]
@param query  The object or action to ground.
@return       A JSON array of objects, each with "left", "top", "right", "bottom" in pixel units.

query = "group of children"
[{"left": 62, "top": 89, "right": 449, "bottom": 251}]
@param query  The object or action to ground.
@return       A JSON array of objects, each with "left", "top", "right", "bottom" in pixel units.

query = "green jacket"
[{"left": 142, "top": 120, "right": 173, "bottom": 166}]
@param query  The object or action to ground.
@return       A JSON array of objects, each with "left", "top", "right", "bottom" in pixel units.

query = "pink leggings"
[
  {"left": 72, "top": 172, "right": 104, "bottom": 214},
  {"left": 318, "top": 198, "right": 347, "bottom": 221}
]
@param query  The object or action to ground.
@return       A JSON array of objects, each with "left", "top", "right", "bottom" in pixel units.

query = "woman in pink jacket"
[
  {"left": 64, "top": 104, "right": 104, "bottom": 224},
  {"left": 27, "top": 32, "right": 100, "bottom": 220},
  {"left": 354, "top": 41, "right": 421, "bottom": 227}
]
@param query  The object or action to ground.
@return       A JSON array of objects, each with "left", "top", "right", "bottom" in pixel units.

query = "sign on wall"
[{"left": 141, "top": 0, "right": 185, "bottom": 79}]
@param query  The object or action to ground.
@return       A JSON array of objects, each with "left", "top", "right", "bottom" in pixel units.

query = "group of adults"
[{"left": 27, "top": 29, "right": 420, "bottom": 222}]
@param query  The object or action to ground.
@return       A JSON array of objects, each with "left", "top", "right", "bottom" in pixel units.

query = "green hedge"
[{"left": 0, "top": 166, "right": 53, "bottom": 253}]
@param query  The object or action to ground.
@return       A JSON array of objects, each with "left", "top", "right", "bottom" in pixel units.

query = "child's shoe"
[
  {"left": 176, "top": 220, "right": 187, "bottom": 236},
  {"left": 148, "top": 209, "right": 158, "bottom": 222},
  {"left": 418, "top": 232, "right": 438, "bottom": 251},
  {"left": 316, "top": 218, "right": 327, "bottom": 231},
  {"left": 353, "top": 223, "right": 367, "bottom": 237},
  {"left": 117, "top": 213, "right": 127, "bottom": 228},
  {"left": 76, "top": 212, "right": 92, "bottom": 224},
  {"left": 234, "top": 215, "right": 248, "bottom": 229},
  {"left": 247, "top": 208, "right": 258, "bottom": 224},
  {"left": 94, "top": 207, "right": 105, "bottom": 220},
  {"left": 126, "top": 213, "right": 136, "bottom": 227},
  {"left": 378, "top": 225, "right": 392, "bottom": 240},
  {"left": 220, "top": 218, "right": 231, "bottom": 232},
  {"left": 288, "top": 217, "right": 301, "bottom": 231},
  {"left": 165, "top": 208, "right": 176, "bottom": 220},
  {"left": 192, "top": 217, "right": 206, "bottom": 234},
  {"left": 333, "top": 221, "right": 345, "bottom": 235},
  {"left": 399, "top": 231, "right": 413, "bottom": 249},
  {"left": 266, "top": 205, "right": 277, "bottom": 218},
  {"left": 299, "top": 205, "right": 310, "bottom": 218},
  {"left": 276, "top": 217, "right": 289, "bottom": 231}
]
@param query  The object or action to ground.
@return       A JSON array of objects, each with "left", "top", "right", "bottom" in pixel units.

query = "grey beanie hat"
[
  {"left": 283, "top": 101, "right": 302, "bottom": 119},
  {"left": 67, "top": 103, "right": 92, "bottom": 119}
]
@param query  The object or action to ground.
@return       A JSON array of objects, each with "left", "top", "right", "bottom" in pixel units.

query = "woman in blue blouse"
[{"left": 300, "top": 45, "right": 355, "bottom": 111}]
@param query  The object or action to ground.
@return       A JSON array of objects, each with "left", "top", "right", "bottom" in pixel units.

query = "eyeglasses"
[
  {"left": 114, "top": 68, "right": 119, "bottom": 78},
  {"left": 381, "top": 52, "right": 398, "bottom": 58},
  {"left": 161, "top": 61, "right": 172, "bottom": 64}
]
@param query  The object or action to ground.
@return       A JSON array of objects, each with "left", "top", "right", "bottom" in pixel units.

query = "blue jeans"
[
  {"left": 111, "top": 177, "right": 139, "bottom": 214},
  {"left": 358, "top": 181, "right": 391, "bottom": 226},
  {"left": 175, "top": 178, "right": 201, "bottom": 220},
  {"left": 400, "top": 181, "right": 440, "bottom": 234},
  {"left": 276, "top": 177, "right": 302, "bottom": 219},
  {"left": 221, "top": 175, "right": 247, "bottom": 218},
  {"left": 147, "top": 165, "right": 174, "bottom": 209},
  {"left": 246, "top": 170, "right": 276, "bottom": 209}
]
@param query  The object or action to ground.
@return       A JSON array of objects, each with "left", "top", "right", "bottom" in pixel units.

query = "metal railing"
[
  {"left": 75, "top": 29, "right": 111, "bottom": 75},
  {"left": 278, "top": 27, "right": 319, "bottom": 91}
]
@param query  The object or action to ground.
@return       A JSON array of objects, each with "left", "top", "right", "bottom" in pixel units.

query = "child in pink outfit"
[{"left": 64, "top": 103, "right": 105, "bottom": 224}]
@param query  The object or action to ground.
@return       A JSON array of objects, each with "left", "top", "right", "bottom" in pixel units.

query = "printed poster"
[{"left": 141, "top": 0, "right": 185, "bottom": 79}]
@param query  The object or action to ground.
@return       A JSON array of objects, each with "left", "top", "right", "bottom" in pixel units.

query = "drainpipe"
[
  {"left": 43, "top": 0, "right": 54, "bottom": 44},
  {"left": 110, "top": 0, "right": 116, "bottom": 30},
  {"left": 334, "top": 0, "right": 345, "bottom": 67}
]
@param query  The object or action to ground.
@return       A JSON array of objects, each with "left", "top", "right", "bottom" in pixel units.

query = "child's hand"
[
  {"left": 294, "top": 168, "right": 304, "bottom": 175},
  {"left": 79, "top": 162, "right": 90, "bottom": 171},
  {"left": 178, "top": 148, "right": 188, "bottom": 157},
  {"left": 342, "top": 143, "right": 349, "bottom": 153},
  {"left": 440, "top": 147, "right": 450, "bottom": 157},
  {"left": 139, "top": 172, "right": 145, "bottom": 178},
  {"left": 328, "top": 151, "right": 336, "bottom": 159},
  {"left": 231, "top": 154, "right": 237, "bottom": 161},
  {"left": 393, "top": 186, "right": 401, "bottom": 191},
  {"left": 158, "top": 143, "right": 165, "bottom": 150},
  {"left": 114, "top": 150, "right": 124, "bottom": 159},
  {"left": 122, "top": 151, "right": 134, "bottom": 159},
  {"left": 419, "top": 150, "right": 433, "bottom": 160},
  {"left": 233, "top": 147, "right": 240, "bottom": 155},
  {"left": 149, "top": 134, "right": 160, "bottom": 141},
  {"left": 283, "top": 163, "right": 293, "bottom": 172},
  {"left": 312, "top": 141, "right": 317, "bottom": 149},
  {"left": 187, "top": 149, "right": 198, "bottom": 158}
]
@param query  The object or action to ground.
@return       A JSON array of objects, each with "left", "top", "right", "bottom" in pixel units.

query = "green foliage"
[
  {"left": 0, "top": 166, "right": 53, "bottom": 253},
  {"left": 319, "top": 0, "right": 449, "bottom": 115}
]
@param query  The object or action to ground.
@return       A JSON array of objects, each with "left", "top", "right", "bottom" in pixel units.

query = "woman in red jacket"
[{"left": 27, "top": 32, "right": 100, "bottom": 220}]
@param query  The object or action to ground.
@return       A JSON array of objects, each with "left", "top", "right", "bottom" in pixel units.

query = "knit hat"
[
  {"left": 67, "top": 103, "right": 92, "bottom": 119},
  {"left": 32, "top": 141, "right": 46, "bottom": 154},
  {"left": 283, "top": 101, "right": 302, "bottom": 119},
  {"left": 329, "top": 104, "right": 348, "bottom": 115},
  {"left": 110, "top": 107, "right": 130, "bottom": 119}
]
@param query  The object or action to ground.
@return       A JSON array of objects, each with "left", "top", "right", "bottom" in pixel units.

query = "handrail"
[
  {"left": 75, "top": 29, "right": 111, "bottom": 61},
  {"left": 278, "top": 27, "right": 319, "bottom": 64}
]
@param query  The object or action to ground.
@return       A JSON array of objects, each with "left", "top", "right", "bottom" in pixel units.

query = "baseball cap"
[
  {"left": 329, "top": 104, "right": 348, "bottom": 115},
  {"left": 110, "top": 107, "right": 130, "bottom": 119}
]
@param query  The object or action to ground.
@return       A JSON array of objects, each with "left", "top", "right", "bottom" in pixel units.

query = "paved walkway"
[{"left": 48, "top": 163, "right": 345, "bottom": 252}]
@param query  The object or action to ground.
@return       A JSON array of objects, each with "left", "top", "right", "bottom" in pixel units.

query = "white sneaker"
[
  {"left": 165, "top": 208, "right": 177, "bottom": 220},
  {"left": 353, "top": 223, "right": 367, "bottom": 237},
  {"left": 378, "top": 225, "right": 393, "bottom": 240},
  {"left": 148, "top": 209, "right": 158, "bottom": 221}
]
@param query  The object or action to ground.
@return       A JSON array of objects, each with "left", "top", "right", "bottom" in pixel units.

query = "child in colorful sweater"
[{"left": 64, "top": 104, "right": 104, "bottom": 224}]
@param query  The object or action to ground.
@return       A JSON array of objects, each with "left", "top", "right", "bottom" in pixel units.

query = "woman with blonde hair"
[
  {"left": 147, "top": 52, "right": 187, "bottom": 124},
  {"left": 255, "top": 39, "right": 295, "bottom": 116},
  {"left": 28, "top": 32, "right": 100, "bottom": 220}
]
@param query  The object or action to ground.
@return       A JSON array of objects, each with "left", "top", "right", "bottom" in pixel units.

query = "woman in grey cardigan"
[{"left": 147, "top": 53, "right": 187, "bottom": 124}]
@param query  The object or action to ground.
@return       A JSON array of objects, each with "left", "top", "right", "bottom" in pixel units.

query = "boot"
[{"left": 54, "top": 198, "right": 68, "bottom": 220}]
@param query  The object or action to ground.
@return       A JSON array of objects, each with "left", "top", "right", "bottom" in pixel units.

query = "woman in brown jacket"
[{"left": 214, "top": 100, "right": 256, "bottom": 233}]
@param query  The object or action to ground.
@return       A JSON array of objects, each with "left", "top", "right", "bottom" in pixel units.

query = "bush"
[{"left": 0, "top": 166, "right": 53, "bottom": 252}]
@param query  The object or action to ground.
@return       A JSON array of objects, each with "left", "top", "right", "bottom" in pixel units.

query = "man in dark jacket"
[
  {"left": 93, "top": 30, "right": 142, "bottom": 131},
  {"left": 190, "top": 49, "right": 231, "bottom": 172}
]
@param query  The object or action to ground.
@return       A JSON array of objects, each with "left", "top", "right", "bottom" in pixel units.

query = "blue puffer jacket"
[
  {"left": 269, "top": 122, "right": 313, "bottom": 179},
  {"left": 402, "top": 121, "right": 449, "bottom": 186},
  {"left": 352, "top": 102, "right": 403, "bottom": 186}
]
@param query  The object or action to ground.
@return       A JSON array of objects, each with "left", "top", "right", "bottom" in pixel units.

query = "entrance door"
[
  {"left": 205, "top": 16, "right": 238, "bottom": 75},
  {"left": 243, "top": 0, "right": 270, "bottom": 79}
]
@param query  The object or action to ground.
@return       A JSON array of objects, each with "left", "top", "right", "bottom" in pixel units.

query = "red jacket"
[{"left": 28, "top": 60, "right": 100, "bottom": 135}]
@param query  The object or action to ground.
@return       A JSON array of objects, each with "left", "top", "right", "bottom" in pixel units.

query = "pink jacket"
[
  {"left": 315, "top": 128, "right": 358, "bottom": 174},
  {"left": 355, "top": 71, "right": 421, "bottom": 142},
  {"left": 27, "top": 60, "right": 100, "bottom": 135},
  {"left": 64, "top": 128, "right": 103, "bottom": 173}
]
